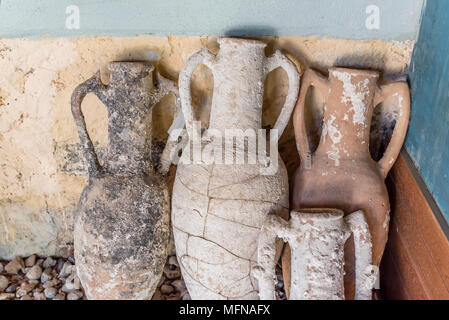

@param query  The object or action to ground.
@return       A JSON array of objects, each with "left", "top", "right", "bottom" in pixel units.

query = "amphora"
[
  {"left": 172, "top": 38, "right": 300, "bottom": 299},
  {"left": 283, "top": 68, "right": 410, "bottom": 299},
  {"left": 72, "top": 62, "right": 179, "bottom": 300}
]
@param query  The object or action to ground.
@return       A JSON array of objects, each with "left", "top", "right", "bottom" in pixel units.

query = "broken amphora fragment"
[
  {"left": 283, "top": 67, "right": 410, "bottom": 299},
  {"left": 171, "top": 38, "right": 300, "bottom": 299},
  {"left": 255, "top": 209, "right": 376, "bottom": 300},
  {"left": 72, "top": 62, "right": 179, "bottom": 300}
]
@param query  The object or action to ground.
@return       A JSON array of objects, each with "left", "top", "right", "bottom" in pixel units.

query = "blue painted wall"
[
  {"left": 0, "top": 0, "right": 423, "bottom": 40},
  {"left": 407, "top": 0, "right": 449, "bottom": 223}
]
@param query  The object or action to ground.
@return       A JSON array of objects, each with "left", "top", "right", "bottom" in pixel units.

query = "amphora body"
[
  {"left": 72, "top": 62, "right": 178, "bottom": 300},
  {"left": 172, "top": 38, "right": 300, "bottom": 299},
  {"left": 284, "top": 68, "right": 410, "bottom": 299}
]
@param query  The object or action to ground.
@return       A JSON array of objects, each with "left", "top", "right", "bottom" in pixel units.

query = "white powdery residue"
[
  {"left": 382, "top": 212, "right": 390, "bottom": 230},
  {"left": 332, "top": 71, "right": 369, "bottom": 136},
  {"left": 322, "top": 115, "right": 342, "bottom": 166},
  {"left": 393, "top": 93, "right": 404, "bottom": 117}
]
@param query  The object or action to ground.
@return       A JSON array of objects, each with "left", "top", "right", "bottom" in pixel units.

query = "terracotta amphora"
[
  {"left": 172, "top": 38, "right": 300, "bottom": 299},
  {"left": 283, "top": 67, "right": 410, "bottom": 299},
  {"left": 255, "top": 209, "right": 375, "bottom": 300},
  {"left": 71, "top": 62, "right": 179, "bottom": 300}
]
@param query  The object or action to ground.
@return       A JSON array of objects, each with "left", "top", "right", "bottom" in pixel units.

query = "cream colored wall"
[{"left": 0, "top": 36, "right": 413, "bottom": 259}]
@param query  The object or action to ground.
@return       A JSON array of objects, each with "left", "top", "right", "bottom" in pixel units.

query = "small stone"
[
  {"left": 67, "top": 291, "right": 82, "bottom": 300},
  {"left": 20, "top": 281, "right": 37, "bottom": 293},
  {"left": 165, "top": 292, "right": 181, "bottom": 300},
  {"left": 0, "top": 275, "right": 9, "bottom": 291},
  {"left": 0, "top": 262, "right": 3, "bottom": 273},
  {"left": 34, "top": 285, "right": 44, "bottom": 293},
  {"left": 275, "top": 280, "right": 284, "bottom": 290},
  {"left": 33, "top": 291, "right": 46, "bottom": 300},
  {"left": 5, "top": 257, "right": 24, "bottom": 274},
  {"left": 0, "top": 293, "right": 15, "bottom": 300},
  {"left": 59, "top": 261, "right": 73, "bottom": 277},
  {"left": 25, "top": 255, "right": 37, "bottom": 267},
  {"left": 9, "top": 274, "right": 22, "bottom": 282},
  {"left": 42, "top": 257, "right": 57, "bottom": 269},
  {"left": 16, "top": 288, "right": 28, "bottom": 297},
  {"left": 41, "top": 268, "right": 52, "bottom": 283},
  {"left": 62, "top": 273, "right": 81, "bottom": 292},
  {"left": 20, "top": 294, "right": 33, "bottom": 300},
  {"left": 26, "top": 265, "right": 42, "bottom": 280},
  {"left": 43, "top": 278, "right": 60, "bottom": 289},
  {"left": 53, "top": 293, "right": 66, "bottom": 300},
  {"left": 62, "top": 247, "right": 74, "bottom": 259},
  {"left": 168, "top": 255, "right": 179, "bottom": 267},
  {"left": 171, "top": 279, "right": 186, "bottom": 292},
  {"left": 163, "top": 265, "right": 181, "bottom": 280},
  {"left": 152, "top": 289, "right": 162, "bottom": 300},
  {"left": 160, "top": 284, "right": 174, "bottom": 295},
  {"left": 5, "top": 284, "right": 17, "bottom": 293},
  {"left": 44, "top": 287, "right": 57, "bottom": 299},
  {"left": 68, "top": 256, "right": 75, "bottom": 264},
  {"left": 56, "top": 258, "right": 65, "bottom": 271},
  {"left": 181, "top": 292, "right": 191, "bottom": 300},
  {"left": 36, "top": 259, "right": 44, "bottom": 267}
]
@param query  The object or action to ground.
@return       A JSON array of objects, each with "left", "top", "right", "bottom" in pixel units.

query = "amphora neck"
[
  {"left": 317, "top": 68, "right": 380, "bottom": 162},
  {"left": 209, "top": 38, "right": 268, "bottom": 132},
  {"left": 103, "top": 62, "right": 155, "bottom": 174}
]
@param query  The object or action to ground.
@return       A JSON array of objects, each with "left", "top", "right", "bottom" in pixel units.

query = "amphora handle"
[
  {"left": 373, "top": 82, "right": 411, "bottom": 178},
  {"left": 264, "top": 51, "right": 300, "bottom": 140},
  {"left": 293, "top": 69, "right": 329, "bottom": 167},
  {"left": 178, "top": 47, "right": 216, "bottom": 137},
  {"left": 71, "top": 71, "right": 107, "bottom": 177}
]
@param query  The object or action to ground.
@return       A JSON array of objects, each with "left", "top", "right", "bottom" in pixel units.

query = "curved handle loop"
[
  {"left": 71, "top": 71, "right": 107, "bottom": 176},
  {"left": 293, "top": 69, "right": 329, "bottom": 165},
  {"left": 344, "top": 210, "right": 377, "bottom": 300},
  {"left": 254, "top": 214, "right": 291, "bottom": 300},
  {"left": 373, "top": 82, "right": 410, "bottom": 178},
  {"left": 178, "top": 47, "right": 216, "bottom": 137},
  {"left": 265, "top": 51, "right": 300, "bottom": 140}
]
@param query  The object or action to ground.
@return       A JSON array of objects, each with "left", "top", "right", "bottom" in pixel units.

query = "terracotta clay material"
[
  {"left": 71, "top": 62, "right": 179, "bottom": 300},
  {"left": 172, "top": 38, "right": 300, "bottom": 299},
  {"left": 283, "top": 67, "right": 410, "bottom": 299},
  {"left": 255, "top": 209, "right": 375, "bottom": 300}
]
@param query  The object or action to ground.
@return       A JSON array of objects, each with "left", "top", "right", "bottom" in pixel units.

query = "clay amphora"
[
  {"left": 255, "top": 209, "right": 375, "bottom": 300},
  {"left": 283, "top": 67, "right": 410, "bottom": 299},
  {"left": 72, "top": 62, "right": 178, "bottom": 300},
  {"left": 172, "top": 38, "right": 300, "bottom": 299}
]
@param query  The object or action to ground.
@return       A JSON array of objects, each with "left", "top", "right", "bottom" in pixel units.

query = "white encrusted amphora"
[
  {"left": 171, "top": 38, "right": 300, "bottom": 299},
  {"left": 254, "top": 209, "right": 377, "bottom": 300}
]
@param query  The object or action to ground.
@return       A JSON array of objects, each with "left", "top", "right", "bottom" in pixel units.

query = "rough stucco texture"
[{"left": 0, "top": 36, "right": 414, "bottom": 260}]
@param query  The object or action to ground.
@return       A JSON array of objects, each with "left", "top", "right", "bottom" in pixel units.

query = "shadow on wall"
[{"left": 224, "top": 26, "right": 278, "bottom": 37}]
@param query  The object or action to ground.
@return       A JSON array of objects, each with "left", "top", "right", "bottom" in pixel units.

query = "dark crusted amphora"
[{"left": 71, "top": 62, "right": 178, "bottom": 300}]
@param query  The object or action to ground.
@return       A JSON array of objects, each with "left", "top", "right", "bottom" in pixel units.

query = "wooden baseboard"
[{"left": 381, "top": 150, "right": 449, "bottom": 300}]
